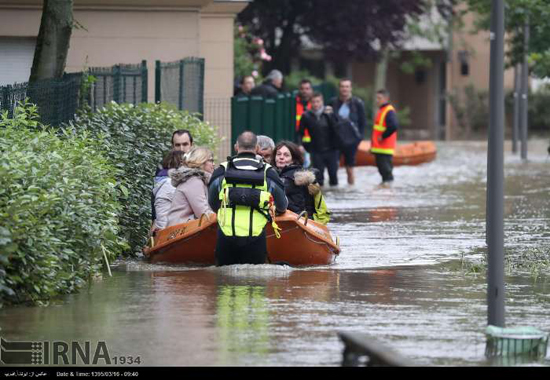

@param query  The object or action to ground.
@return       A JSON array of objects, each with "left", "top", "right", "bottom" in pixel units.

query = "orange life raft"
[
  {"left": 345, "top": 140, "right": 437, "bottom": 167},
  {"left": 144, "top": 211, "right": 340, "bottom": 266}
]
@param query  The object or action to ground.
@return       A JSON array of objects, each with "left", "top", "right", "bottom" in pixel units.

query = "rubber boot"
[{"left": 346, "top": 166, "right": 355, "bottom": 185}]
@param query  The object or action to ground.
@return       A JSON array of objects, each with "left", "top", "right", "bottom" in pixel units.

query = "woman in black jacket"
[{"left": 272, "top": 141, "right": 330, "bottom": 223}]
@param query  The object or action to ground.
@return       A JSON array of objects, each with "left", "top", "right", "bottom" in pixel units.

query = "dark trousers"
[
  {"left": 311, "top": 150, "right": 339, "bottom": 186},
  {"left": 375, "top": 153, "right": 394, "bottom": 182},
  {"left": 215, "top": 229, "right": 268, "bottom": 266}
]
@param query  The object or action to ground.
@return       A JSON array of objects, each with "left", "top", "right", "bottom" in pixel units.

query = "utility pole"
[
  {"left": 512, "top": 63, "right": 520, "bottom": 154},
  {"left": 520, "top": 18, "right": 530, "bottom": 161},
  {"left": 487, "top": 0, "right": 505, "bottom": 328}
]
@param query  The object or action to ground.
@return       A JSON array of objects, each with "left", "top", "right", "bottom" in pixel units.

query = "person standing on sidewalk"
[
  {"left": 371, "top": 89, "right": 398, "bottom": 184},
  {"left": 329, "top": 79, "right": 367, "bottom": 185}
]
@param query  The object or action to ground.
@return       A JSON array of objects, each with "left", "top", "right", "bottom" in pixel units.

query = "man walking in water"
[
  {"left": 329, "top": 79, "right": 367, "bottom": 185},
  {"left": 371, "top": 89, "right": 398, "bottom": 184},
  {"left": 208, "top": 131, "right": 288, "bottom": 266}
]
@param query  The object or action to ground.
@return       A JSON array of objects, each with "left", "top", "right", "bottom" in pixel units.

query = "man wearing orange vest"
[
  {"left": 371, "top": 89, "right": 398, "bottom": 183},
  {"left": 296, "top": 79, "right": 313, "bottom": 153}
]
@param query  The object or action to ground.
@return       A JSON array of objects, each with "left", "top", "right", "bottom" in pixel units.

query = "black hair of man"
[
  {"left": 376, "top": 89, "right": 391, "bottom": 99},
  {"left": 299, "top": 79, "right": 312, "bottom": 87},
  {"left": 339, "top": 78, "right": 352, "bottom": 85},
  {"left": 240, "top": 75, "right": 254, "bottom": 85},
  {"left": 171, "top": 129, "right": 193, "bottom": 145},
  {"left": 237, "top": 131, "right": 258, "bottom": 152}
]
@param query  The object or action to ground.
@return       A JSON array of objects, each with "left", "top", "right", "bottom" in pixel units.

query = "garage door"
[{"left": 0, "top": 37, "right": 36, "bottom": 86}]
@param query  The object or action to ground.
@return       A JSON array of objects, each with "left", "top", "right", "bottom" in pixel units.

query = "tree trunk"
[{"left": 29, "top": 0, "right": 74, "bottom": 83}]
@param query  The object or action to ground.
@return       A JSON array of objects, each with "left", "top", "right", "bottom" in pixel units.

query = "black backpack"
[{"left": 332, "top": 118, "right": 362, "bottom": 149}]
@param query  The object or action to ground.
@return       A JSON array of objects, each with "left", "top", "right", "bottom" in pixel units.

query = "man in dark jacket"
[
  {"left": 299, "top": 92, "right": 339, "bottom": 186},
  {"left": 329, "top": 79, "right": 367, "bottom": 185},
  {"left": 250, "top": 70, "right": 283, "bottom": 98},
  {"left": 208, "top": 131, "right": 288, "bottom": 266}
]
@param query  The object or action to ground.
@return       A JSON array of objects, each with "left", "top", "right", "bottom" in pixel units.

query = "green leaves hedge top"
[
  {"left": 67, "top": 102, "right": 219, "bottom": 255},
  {"left": 0, "top": 102, "right": 126, "bottom": 306}
]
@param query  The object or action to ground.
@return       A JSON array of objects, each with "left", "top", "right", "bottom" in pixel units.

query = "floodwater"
[{"left": 1, "top": 140, "right": 550, "bottom": 367}]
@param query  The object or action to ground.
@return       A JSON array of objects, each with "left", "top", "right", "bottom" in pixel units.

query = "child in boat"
[
  {"left": 272, "top": 141, "right": 330, "bottom": 225},
  {"left": 166, "top": 147, "right": 215, "bottom": 227}
]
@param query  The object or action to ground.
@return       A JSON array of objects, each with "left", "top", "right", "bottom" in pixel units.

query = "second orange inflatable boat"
[
  {"left": 346, "top": 140, "right": 437, "bottom": 167},
  {"left": 144, "top": 211, "right": 340, "bottom": 266}
]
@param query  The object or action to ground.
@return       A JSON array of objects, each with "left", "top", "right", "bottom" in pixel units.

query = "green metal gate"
[{"left": 231, "top": 93, "right": 296, "bottom": 144}]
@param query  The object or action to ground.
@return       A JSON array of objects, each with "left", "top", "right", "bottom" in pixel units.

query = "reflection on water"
[{"left": 1, "top": 141, "right": 549, "bottom": 366}]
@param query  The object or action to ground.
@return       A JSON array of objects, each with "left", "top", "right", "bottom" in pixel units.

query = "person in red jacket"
[{"left": 371, "top": 89, "right": 398, "bottom": 184}]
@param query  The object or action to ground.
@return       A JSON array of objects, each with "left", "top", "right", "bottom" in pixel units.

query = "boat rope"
[{"left": 101, "top": 244, "right": 113, "bottom": 277}]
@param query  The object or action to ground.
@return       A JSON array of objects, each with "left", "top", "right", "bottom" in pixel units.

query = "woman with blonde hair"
[{"left": 166, "top": 147, "right": 215, "bottom": 227}]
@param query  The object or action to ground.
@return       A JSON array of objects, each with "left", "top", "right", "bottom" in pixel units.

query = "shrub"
[
  {"left": 67, "top": 102, "right": 218, "bottom": 254},
  {"left": 505, "top": 87, "right": 550, "bottom": 132},
  {"left": 448, "top": 85, "right": 489, "bottom": 138},
  {"left": 0, "top": 102, "right": 126, "bottom": 306}
]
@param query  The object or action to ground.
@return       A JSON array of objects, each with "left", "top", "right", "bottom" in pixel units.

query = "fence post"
[
  {"left": 231, "top": 96, "right": 238, "bottom": 144},
  {"left": 288, "top": 93, "right": 296, "bottom": 142},
  {"left": 141, "top": 60, "right": 148, "bottom": 103},
  {"left": 198, "top": 58, "right": 205, "bottom": 119},
  {"left": 113, "top": 65, "right": 121, "bottom": 103},
  {"left": 155, "top": 60, "right": 161, "bottom": 104},
  {"left": 179, "top": 59, "right": 184, "bottom": 110}
]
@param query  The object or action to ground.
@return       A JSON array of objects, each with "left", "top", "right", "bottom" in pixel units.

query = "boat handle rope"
[
  {"left": 198, "top": 213, "right": 211, "bottom": 227},
  {"left": 297, "top": 211, "right": 309, "bottom": 226}
]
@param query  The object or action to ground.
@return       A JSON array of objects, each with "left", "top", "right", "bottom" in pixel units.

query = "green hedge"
[
  {"left": 0, "top": 102, "right": 126, "bottom": 306},
  {"left": 67, "top": 102, "right": 219, "bottom": 254}
]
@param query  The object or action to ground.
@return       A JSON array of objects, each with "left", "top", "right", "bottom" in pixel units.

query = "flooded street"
[{"left": 1, "top": 140, "right": 550, "bottom": 366}]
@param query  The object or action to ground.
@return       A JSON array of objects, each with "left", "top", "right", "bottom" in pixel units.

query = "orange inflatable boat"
[
  {"left": 144, "top": 214, "right": 218, "bottom": 265},
  {"left": 345, "top": 140, "right": 437, "bottom": 167},
  {"left": 144, "top": 211, "right": 340, "bottom": 266},
  {"left": 266, "top": 211, "right": 340, "bottom": 266}
]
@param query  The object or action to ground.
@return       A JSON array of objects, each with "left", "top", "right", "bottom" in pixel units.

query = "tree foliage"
[
  {"left": 466, "top": 0, "right": 550, "bottom": 78},
  {"left": 238, "top": 0, "right": 433, "bottom": 75}
]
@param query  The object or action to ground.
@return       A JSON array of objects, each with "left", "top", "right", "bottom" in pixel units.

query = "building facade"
[{"left": 0, "top": 0, "right": 248, "bottom": 158}]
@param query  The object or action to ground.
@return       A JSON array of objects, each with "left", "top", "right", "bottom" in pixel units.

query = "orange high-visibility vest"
[
  {"left": 296, "top": 96, "right": 312, "bottom": 143},
  {"left": 371, "top": 104, "right": 397, "bottom": 155}
]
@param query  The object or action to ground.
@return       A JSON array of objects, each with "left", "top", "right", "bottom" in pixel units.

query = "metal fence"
[
  {"left": 0, "top": 73, "right": 82, "bottom": 126},
  {"left": 0, "top": 61, "right": 148, "bottom": 126},
  {"left": 155, "top": 58, "right": 205, "bottom": 116},
  {"left": 88, "top": 61, "right": 148, "bottom": 111},
  {"left": 204, "top": 98, "right": 232, "bottom": 160},
  {"left": 231, "top": 93, "right": 296, "bottom": 144}
]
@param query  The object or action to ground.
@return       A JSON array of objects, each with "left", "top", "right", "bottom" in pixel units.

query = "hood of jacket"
[
  {"left": 169, "top": 167, "right": 210, "bottom": 188},
  {"left": 293, "top": 170, "right": 316, "bottom": 187}
]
